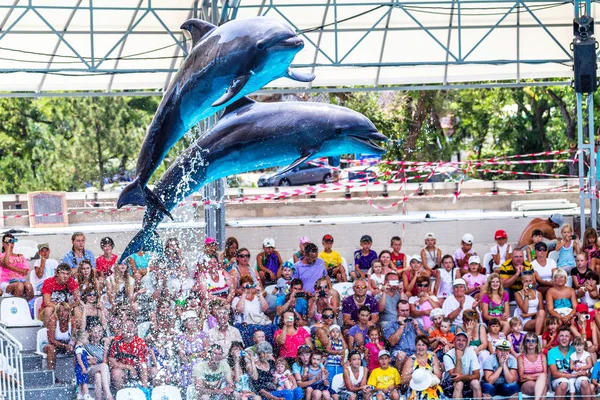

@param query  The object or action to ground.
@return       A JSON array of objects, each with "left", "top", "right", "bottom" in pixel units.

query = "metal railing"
[{"left": 0, "top": 327, "right": 24, "bottom": 400}]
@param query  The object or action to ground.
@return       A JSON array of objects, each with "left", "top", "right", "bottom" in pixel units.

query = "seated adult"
[
  {"left": 230, "top": 248, "right": 263, "bottom": 294},
  {"left": 313, "top": 307, "right": 337, "bottom": 353},
  {"left": 480, "top": 273, "right": 511, "bottom": 335},
  {"left": 1, "top": 233, "right": 34, "bottom": 300},
  {"left": 193, "top": 343, "right": 234, "bottom": 398},
  {"left": 441, "top": 279, "right": 476, "bottom": 327},
  {"left": 76, "top": 260, "right": 101, "bottom": 297},
  {"left": 456, "top": 309, "right": 489, "bottom": 366},
  {"left": 378, "top": 273, "right": 407, "bottom": 328},
  {"left": 517, "top": 332, "right": 547, "bottom": 400},
  {"left": 442, "top": 331, "right": 482, "bottom": 399},
  {"left": 481, "top": 339, "right": 519, "bottom": 399},
  {"left": 40, "top": 263, "right": 80, "bottom": 325},
  {"left": 276, "top": 279, "right": 310, "bottom": 326},
  {"left": 233, "top": 276, "right": 274, "bottom": 346},
  {"left": 250, "top": 341, "right": 304, "bottom": 400},
  {"left": 62, "top": 232, "right": 95, "bottom": 269},
  {"left": 514, "top": 271, "right": 546, "bottom": 335},
  {"left": 85, "top": 324, "right": 113, "bottom": 400},
  {"left": 275, "top": 309, "right": 313, "bottom": 363},
  {"left": 308, "top": 277, "right": 340, "bottom": 323},
  {"left": 208, "top": 304, "right": 243, "bottom": 356},
  {"left": 408, "top": 276, "right": 440, "bottom": 331},
  {"left": 546, "top": 269, "right": 577, "bottom": 326},
  {"left": 570, "top": 303, "right": 599, "bottom": 357},
  {"left": 106, "top": 262, "right": 139, "bottom": 316},
  {"left": 342, "top": 279, "right": 379, "bottom": 333},
  {"left": 31, "top": 243, "right": 59, "bottom": 292},
  {"left": 178, "top": 311, "right": 209, "bottom": 388},
  {"left": 499, "top": 248, "right": 533, "bottom": 300},
  {"left": 126, "top": 250, "right": 152, "bottom": 283},
  {"left": 400, "top": 335, "right": 443, "bottom": 399},
  {"left": 80, "top": 289, "right": 108, "bottom": 332},
  {"left": 292, "top": 243, "right": 327, "bottom": 294},
  {"left": 107, "top": 319, "right": 149, "bottom": 390},
  {"left": 43, "top": 302, "right": 74, "bottom": 371},
  {"left": 194, "top": 253, "right": 235, "bottom": 303},
  {"left": 532, "top": 242, "right": 557, "bottom": 295},
  {"left": 383, "top": 299, "right": 426, "bottom": 369},
  {"left": 548, "top": 326, "right": 593, "bottom": 399}
]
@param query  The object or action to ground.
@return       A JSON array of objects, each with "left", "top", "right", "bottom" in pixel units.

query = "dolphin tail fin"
[
  {"left": 144, "top": 186, "right": 174, "bottom": 221},
  {"left": 117, "top": 179, "right": 146, "bottom": 208},
  {"left": 119, "top": 229, "right": 163, "bottom": 264},
  {"left": 117, "top": 179, "right": 173, "bottom": 221}
]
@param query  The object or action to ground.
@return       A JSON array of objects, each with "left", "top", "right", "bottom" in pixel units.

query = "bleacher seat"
[
  {"left": 341, "top": 257, "right": 351, "bottom": 281},
  {"left": 28, "top": 269, "right": 41, "bottom": 296},
  {"left": 151, "top": 385, "right": 182, "bottom": 400},
  {"left": 33, "top": 297, "right": 43, "bottom": 321},
  {"left": 116, "top": 388, "right": 146, "bottom": 400},
  {"left": 331, "top": 373, "right": 344, "bottom": 392},
  {"left": 333, "top": 282, "right": 353, "bottom": 299},
  {"left": 137, "top": 321, "right": 151, "bottom": 338},
  {"left": 483, "top": 252, "right": 493, "bottom": 274},
  {"left": 0, "top": 297, "right": 42, "bottom": 327},
  {"left": 35, "top": 327, "right": 49, "bottom": 358},
  {"left": 548, "top": 251, "right": 559, "bottom": 263}
]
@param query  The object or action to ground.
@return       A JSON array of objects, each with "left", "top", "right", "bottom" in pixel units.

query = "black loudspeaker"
[{"left": 573, "top": 38, "right": 598, "bottom": 93}]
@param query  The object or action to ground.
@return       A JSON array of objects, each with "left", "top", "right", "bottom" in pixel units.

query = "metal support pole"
[
  {"left": 587, "top": 94, "right": 597, "bottom": 230},
  {"left": 577, "top": 92, "right": 586, "bottom": 238}
]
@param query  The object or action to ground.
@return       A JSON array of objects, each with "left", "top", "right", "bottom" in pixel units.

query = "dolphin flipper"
[
  {"left": 271, "top": 150, "right": 317, "bottom": 179},
  {"left": 117, "top": 178, "right": 174, "bottom": 221},
  {"left": 212, "top": 75, "right": 251, "bottom": 107},
  {"left": 286, "top": 68, "right": 316, "bottom": 82},
  {"left": 222, "top": 96, "right": 255, "bottom": 116},
  {"left": 119, "top": 229, "right": 163, "bottom": 263}
]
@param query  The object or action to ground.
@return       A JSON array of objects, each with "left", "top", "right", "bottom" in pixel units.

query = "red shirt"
[
  {"left": 41, "top": 276, "right": 79, "bottom": 308},
  {"left": 108, "top": 335, "right": 148, "bottom": 365},
  {"left": 96, "top": 254, "right": 117, "bottom": 277},
  {"left": 573, "top": 320, "right": 594, "bottom": 340},
  {"left": 274, "top": 328, "right": 310, "bottom": 358},
  {"left": 391, "top": 252, "right": 406, "bottom": 269}
]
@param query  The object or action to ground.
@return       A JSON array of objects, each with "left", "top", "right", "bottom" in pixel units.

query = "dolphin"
[
  {"left": 118, "top": 99, "right": 387, "bottom": 262},
  {"left": 117, "top": 16, "right": 315, "bottom": 216}
]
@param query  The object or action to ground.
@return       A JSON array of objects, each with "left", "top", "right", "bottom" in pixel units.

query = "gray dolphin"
[
  {"left": 119, "top": 99, "right": 387, "bottom": 262},
  {"left": 117, "top": 16, "right": 315, "bottom": 216}
]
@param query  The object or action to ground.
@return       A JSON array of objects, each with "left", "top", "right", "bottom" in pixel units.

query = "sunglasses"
[
  {"left": 322, "top": 314, "right": 335, "bottom": 319},
  {"left": 243, "top": 285, "right": 255, "bottom": 289},
  {"left": 237, "top": 254, "right": 250, "bottom": 258},
  {"left": 319, "top": 286, "right": 328, "bottom": 290},
  {"left": 86, "top": 292, "right": 98, "bottom": 296},
  {"left": 522, "top": 270, "right": 534, "bottom": 275},
  {"left": 524, "top": 338, "right": 537, "bottom": 344},
  {"left": 3, "top": 238, "right": 17, "bottom": 244},
  {"left": 417, "top": 283, "right": 429, "bottom": 288},
  {"left": 354, "top": 285, "right": 367, "bottom": 290}
]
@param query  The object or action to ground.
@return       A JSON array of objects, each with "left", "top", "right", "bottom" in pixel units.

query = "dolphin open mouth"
[{"left": 349, "top": 131, "right": 388, "bottom": 152}]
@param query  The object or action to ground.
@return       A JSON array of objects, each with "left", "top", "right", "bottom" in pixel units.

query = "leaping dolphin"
[
  {"left": 118, "top": 99, "right": 387, "bottom": 262},
  {"left": 117, "top": 16, "right": 315, "bottom": 216}
]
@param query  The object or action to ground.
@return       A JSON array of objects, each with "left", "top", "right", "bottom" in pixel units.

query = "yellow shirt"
[
  {"left": 367, "top": 366, "right": 401, "bottom": 390},
  {"left": 319, "top": 250, "right": 343, "bottom": 271}
]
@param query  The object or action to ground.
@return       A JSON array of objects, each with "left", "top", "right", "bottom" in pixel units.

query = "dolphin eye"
[
  {"left": 257, "top": 42, "right": 265, "bottom": 50},
  {"left": 335, "top": 128, "right": 342, "bottom": 135}
]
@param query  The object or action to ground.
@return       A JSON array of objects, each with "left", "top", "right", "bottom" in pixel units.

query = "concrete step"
[
  {"left": 4, "top": 325, "right": 41, "bottom": 352},
  {"left": 22, "top": 351, "right": 43, "bottom": 371},
  {"left": 23, "top": 369, "right": 54, "bottom": 388},
  {"left": 25, "top": 383, "right": 76, "bottom": 400}
]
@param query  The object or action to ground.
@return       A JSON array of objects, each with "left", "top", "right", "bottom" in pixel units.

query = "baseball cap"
[
  {"left": 534, "top": 242, "right": 548, "bottom": 251},
  {"left": 37, "top": 243, "right": 50, "bottom": 251},
  {"left": 263, "top": 238, "right": 276, "bottom": 248},
  {"left": 453, "top": 278, "right": 467, "bottom": 287},
  {"left": 360, "top": 234, "right": 373, "bottom": 243},
  {"left": 496, "top": 340, "right": 511, "bottom": 350},
  {"left": 576, "top": 303, "right": 589, "bottom": 313},
  {"left": 329, "top": 324, "right": 341, "bottom": 332},
  {"left": 409, "top": 254, "right": 422, "bottom": 263},
  {"left": 550, "top": 213, "right": 564, "bottom": 226},
  {"left": 181, "top": 310, "right": 199, "bottom": 321},
  {"left": 424, "top": 232, "right": 436, "bottom": 240},
  {"left": 378, "top": 350, "right": 391, "bottom": 358},
  {"left": 322, "top": 234, "right": 334, "bottom": 242},
  {"left": 494, "top": 230, "right": 508, "bottom": 239},
  {"left": 462, "top": 233, "right": 474, "bottom": 244},
  {"left": 455, "top": 331, "right": 469, "bottom": 340},
  {"left": 204, "top": 237, "right": 216, "bottom": 245},
  {"left": 468, "top": 255, "right": 481, "bottom": 264},
  {"left": 430, "top": 308, "right": 444, "bottom": 318},
  {"left": 299, "top": 236, "right": 311, "bottom": 244}
]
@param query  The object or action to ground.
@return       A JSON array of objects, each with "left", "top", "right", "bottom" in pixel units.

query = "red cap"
[
  {"left": 576, "top": 303, "right": 589, "bottom": 313},
  {"left": 204, "top": 237, "right": 216, "bottom": 245},
  {"left": 322, "top": 234, "right": 334, "bottom": 241},
  {"left": 494, "top": 230, "right": 508, "bottom": 239}
]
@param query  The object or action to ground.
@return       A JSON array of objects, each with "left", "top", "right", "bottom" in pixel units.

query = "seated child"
[
  {"left": 429, "top": 317, "right": 455, "bottom": 361},
  {"left": 273, "top": 358, "right": 295, "bottom": 390}
]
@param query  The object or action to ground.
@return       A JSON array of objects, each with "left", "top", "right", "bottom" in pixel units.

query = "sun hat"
[{"left": 410, "top": 368, "right": 434, "bottom": 392}]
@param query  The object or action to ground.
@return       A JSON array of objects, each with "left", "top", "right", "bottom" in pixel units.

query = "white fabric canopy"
[{"left": 0, "top": 0, "right": 583, "bottom": 94}]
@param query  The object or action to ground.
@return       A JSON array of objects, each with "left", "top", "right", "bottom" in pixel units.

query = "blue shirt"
[
  {"left": 383, "top": 320, "right": 424, "bottom": 356},
  {"left": 591, "top": 361, "right": 600, "bottom": 382},
  {"left": 482, "top": 354, "right": 517, "bottom": 384},
  {"left": 62, "top": 249, "right": 96, "bottom": 269},
  {"left": 548, "top": 345, "right": 575, "bottom": 377},
  {"left": 292, "top": 258, "right": 327, "bottom": 294},
  {"left": 354, "top": 249, "right": 378, "bottom": 272}
]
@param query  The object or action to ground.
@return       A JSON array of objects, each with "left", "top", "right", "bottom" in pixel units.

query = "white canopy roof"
[{"left": 0, "top": 0, "right": 584, "bottom": 95}]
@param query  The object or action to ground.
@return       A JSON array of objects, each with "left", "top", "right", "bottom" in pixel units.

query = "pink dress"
[{"left": 365, "top": 341, "right": 384, "bottom": 371}]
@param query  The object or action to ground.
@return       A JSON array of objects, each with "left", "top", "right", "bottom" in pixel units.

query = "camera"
[
  {"left": 389, "top": 280, "right": 399, "bottom": 287},
  {"left": 240, "top": 350, "right": 246, "bottom": 357},
  {"left": 295, "top": 292, "right": 306, "bottom": 298},
  {"left": 571, "top": 234, "right": 578, "bottom": 240},
  {"left": 286, "top": 316, "right": 295, "bottom": 322},
  {"left": 365, "top": 386, "right": 374, "bottom": 391},
  {"left": 583, "top": 314, "right": 591, "bottom": 320},
  {"left": 527, "top": 284, "right": 534, "bottom": 289},
  {"left": 319, "top": 289, "right": 327, "bottom": 298}
]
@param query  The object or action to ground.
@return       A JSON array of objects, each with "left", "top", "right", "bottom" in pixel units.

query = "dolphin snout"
[{"left": 280, "top": 36, "right": 304, "bottom": 48}]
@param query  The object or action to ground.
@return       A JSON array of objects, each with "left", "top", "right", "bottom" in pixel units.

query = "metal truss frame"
[{"left": 0, "top": 0, "right": 580, "bottom": 96}]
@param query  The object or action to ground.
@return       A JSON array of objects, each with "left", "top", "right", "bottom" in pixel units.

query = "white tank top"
[
  {"left": 437, "top": 268, "right": 456, "bottom": 298},
  {"left": 514, "top": 291, "right": 539, "bottom": 317},
  {"left": 55, "top": 320, "right": 71, "bottom": 342},
  {"left": 345, "top": 365, "right": 365, "bottom": 386},
  {"left": 423, "top": 248, "right": 438, "bottom": 268}
]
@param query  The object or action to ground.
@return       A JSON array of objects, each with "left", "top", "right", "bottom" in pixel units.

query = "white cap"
[
  {"left": 430, "top": 308, "right": 444, "bottom": 318},
  {"left": 468, "top": 255, "right": 481, "bottom": 264},
  {"left": 181, "top": 310, "right": 199, "bottom": 321},
  {"left": 329, "top": 324, "right": 341, "bottom": 332},
  {"left": 424, "top": 232, "right": 436, "bottom": 240},
  {"left": 462, "top": 233, "right": 474, "bottom": 244},
  {"left": 409, "top": 254, "right": 422, "bottom": 263},
  {"left": 263, "top": 238, "right": 276, "bottom": 248},
  {"left": 453, "top": 278, "right": 467, "bottom": 287}
]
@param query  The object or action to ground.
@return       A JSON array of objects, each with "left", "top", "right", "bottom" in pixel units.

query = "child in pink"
[{"left": 364, "top": 326, "right": 385, "bottom": 372}]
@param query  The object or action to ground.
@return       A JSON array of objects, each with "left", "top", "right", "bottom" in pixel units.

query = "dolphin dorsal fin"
[
  {"left": 180, "top": 18, "right": 216, "bottom": 47},
  {"left": 222, "top": 97, "right": 255, "bottom": 116}
]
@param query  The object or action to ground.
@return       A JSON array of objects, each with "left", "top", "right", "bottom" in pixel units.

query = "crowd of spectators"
[{"left": 2, "top": 217, "right": 600, "bottom": 400}]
